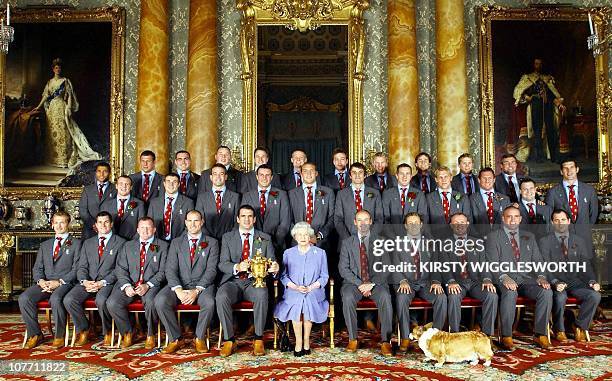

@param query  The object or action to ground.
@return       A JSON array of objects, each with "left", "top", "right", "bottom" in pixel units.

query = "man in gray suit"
[
  {"left": 469, "top": 167, "right": 511, "bottom": 238},
  {"left": 241, "top": 164, "right": 290, "bottom": 256},
  {"left": 195, "top": 164, "right": 240, "bottom": 241},
  {"left": 340, "top": 210, "right": 393, "bottom": 356},
  {"left": 334, "top": 162, "right": 383, "bottom": 241},
  {"left": 100, "top": 175, "right": 146, "bottom": 240},
  {"left": 129, "top": 150, "right": 165, "bottom": 209},
  {"left": 382, "top": 163, "right": 428, "bottom": 226},
  {"left": 79, "top": 162, "right": 116, "bottom": 239},
  {"left": 288, "top": 162, "right": 335, "bottom": 250},
  {"left": 392, "top": 212, "right": 447, "bottom": 353},
  {"left": 364, "top": 152, "right": 398, "bottom": 193},
  {"left": 280, "top": 148, "right": 308, "bottom": 191},
  {"left": 518, "top": 178, "right": 552, "bottom": 240},
  {"left": 155, "top": 210, "right": 219, "bottom": 353},
  {"left": 441, "top": 213, "right": 497, "bottom": 339},
  {"left": 322, "top": 148, "right": 351, "bottom": 192},
  {"left": 539, "top": 209, "right": 601, "bottom": 343},
  {"left": 64, "top": 212, "right": 126, "bottom": 346},
  {"left": 107, "top": 217, "right": 168, "bottom": 349},
  {"left": 494, "top": 154, "right": 521, "bottom": 203},
  {"left": 174, "top": 150, "right": 200, "bottom": 200},
  {"left": 425, "top": 166, "right": 471, "bottom": 239},
  {"left": 240, "top": 147, "right": 281, "bottom": 194},
  {"left": 216, "top": 205, "right": 279, "bottom": 357},
  {"left": 451, "top": 153, "right": 479, "bottom": 196},
  {"left": 198, "top": 145, "right": 243, "bottom": 194},
  {"left": 545, "top": 160, "right": 599, "bottom": 254},
  {"left": 19, "top": 211, "right": 82, "bottom": 349},
  {"left": 147, "top": 173, "right": 194, "bottom": 241},
  {"left": 485, "top": 205, "right": 553, "bottom": 350}
]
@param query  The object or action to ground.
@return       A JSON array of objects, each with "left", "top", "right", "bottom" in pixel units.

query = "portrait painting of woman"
[{"left": 34, "top": 58, "right": 101, "bottom": 169}]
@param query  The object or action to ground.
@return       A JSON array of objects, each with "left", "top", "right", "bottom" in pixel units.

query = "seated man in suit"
[
  {"left": 334, "top": 162, "right": 383, "bottom": 242},
  {"left": 382, "top": 163, "right": 428, "bottom": 226},
  {"left": 288, "top": 162, "right": 335, "bottom": 250},
  {"left": 281, "top": 148, "right": 308, "bottom": 191},
  {"left": 451, "top": 153, "right": 479, "bottom": 196},
  {"left": 101, "top": 175, "right": 146, "bottom": 240},
  {"left": 340, "top": 210, "right": 393, "bottom": 356},
  {"left": 545, "top": 159, "right": 599, "bottom": 255},
  {"left": 410, "top": 152, "right": 437, "bottom": 193},
  {"left": 107, "top": 217, "right": 168, "bottom": 349},
  {"left": 426, "top": 166, "right": 471, "bottom": 239},
  {"left": 539, "top": 209, "right": 601, "bottom": 342},
  {"left": 19, "top": 211, "right": 82, "bottom": 349},
  {"left": 441, "top": 213, "right": 497, "bottom": 339},
  {"left": 147, "top": 173, "right": 194, "bottom": 241},
  {"left": 365, "top": 152, "right": 397, "bottom": 193},
  {"left": 79, "top": 161, "right": 116, "bottom": 239},
  {"left": 518, "top": 178, "right": 552, "bottom": 240},
  {"left": 494, "top": 154, "right": 521, "bottom": 203},
  {"left": 174, "top": 150, "right": 200, "bottom": 200},
  {"left": 155, "top": 210, "right": 219, "bottom": 353},
  {"left": 323, "top": 147, "right": 351, "bottom": 193},
  {"left": 198, "top": 145, "right": 242, "bottom": 194},
  {"left": 216, "top": 205, "right": 279, "bottom": 357},
  {"left": 485, "top": 205, "right": 553, "bottom": 350},
  {"left": 241, "top": 147, "right": 281, "bottom": 193},
  {"left": 392, "top": 212, "right": 447, "bottom": 353},
  {"left": 469, "top": 167, "right": 511, "bottom": 238},
  {"left": 195, "top": 163, "right": 240, "bottom": 241},
  {"left": 64, "top": 212, "right": 126, "bottom": 346},
  {"left": 241, "top": 164, "right": 290, "bottom": 256},
  {"left": 129, "top": 150, "right": 164, "bottom": 209}
]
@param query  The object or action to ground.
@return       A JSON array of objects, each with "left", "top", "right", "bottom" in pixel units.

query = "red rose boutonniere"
[
  {"left": 149, "top": 244, "right": 158, "bottom": 252},
  {"left": 316, "top": 190, "right": 326, "bottom": 197},
  {"left": 200, "top": 241, "right": 208, "bottom": 250},
  {"left": 127, "top": 201, "right": 137, "bottom": 211},
  {"left": 64, "top": 239, "right": 72, "bottom": 247},
  {"left": 269, "top": 191, "right": 279, "bottom": 197},
  {"left": 407, "top": 192, "right": 417, "bottom": 200}
]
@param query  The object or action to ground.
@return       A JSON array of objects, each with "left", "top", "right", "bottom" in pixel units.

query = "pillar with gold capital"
[
  {"left": 135, "top": 0, "right": 170, "bottom": 173},
  {"left": 186, "top": 0, "right": 218, "bottom": 172},
  {"left": 388, "top": 0, "right": 420, "bottom": 169},
  {"left": 435, "top": 0, "right": 469, "bottom": 171}
]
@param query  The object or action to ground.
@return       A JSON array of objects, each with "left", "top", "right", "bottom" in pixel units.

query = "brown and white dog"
[{"left": 409, "top": 324, "right": 494, "bottom": 367}]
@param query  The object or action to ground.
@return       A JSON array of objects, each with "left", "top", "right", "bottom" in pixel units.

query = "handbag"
[{"left": 273, "top": 317, "right": 292, "bottom": 352}]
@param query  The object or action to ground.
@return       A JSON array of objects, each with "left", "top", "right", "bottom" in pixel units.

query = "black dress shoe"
[
  {"left": 302, "top": 348, "right": 311, "bottom": 355},
  {"left": 294, "top": 350, "right": 304, "bottom": 357}
]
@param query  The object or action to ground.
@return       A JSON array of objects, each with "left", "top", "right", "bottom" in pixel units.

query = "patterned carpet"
[{"left": 0, "top": 313, "right": 610, "bottom": 381}]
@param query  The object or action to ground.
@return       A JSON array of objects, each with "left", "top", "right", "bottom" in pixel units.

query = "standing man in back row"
[{"left": 198, "top": 146, "right": 243, "bottom": 194}]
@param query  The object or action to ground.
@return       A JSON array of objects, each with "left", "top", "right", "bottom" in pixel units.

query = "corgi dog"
[{"left": 409, "top": 323, "right": 494, "bottom": 367}]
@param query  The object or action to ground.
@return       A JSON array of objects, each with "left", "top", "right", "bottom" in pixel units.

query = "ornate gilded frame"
[
  {"left": 0, "top": 6, "right": 125, "bottom": 200},
  {"left": 478, "top": 6, "right": 611, "bottom": 192},
  {"left": 236, "top": 0, "right": 369, "bottom": 170}
]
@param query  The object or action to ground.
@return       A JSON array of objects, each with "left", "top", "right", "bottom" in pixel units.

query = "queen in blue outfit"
[{"left": 274, "top": 222, "right": 329, "bottom": 356}]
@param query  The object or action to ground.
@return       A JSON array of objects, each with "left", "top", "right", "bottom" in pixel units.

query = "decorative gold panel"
[{"left": 236, "top": 0, "right": 369, "bottom": 170}]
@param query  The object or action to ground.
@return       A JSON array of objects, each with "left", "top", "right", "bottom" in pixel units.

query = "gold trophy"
[{"left": 250, "top": 248, "right": 272, "bottom": 288}]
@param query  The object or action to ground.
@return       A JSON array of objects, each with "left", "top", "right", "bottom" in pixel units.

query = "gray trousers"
[
  {"left": 552, "top": 287, "right": 601, "bottom": 332},
  {"left": 18, "top": 283, "right": 73, "bottom": 338},
  {"left": 341, "top": 283, "right": 393, "bottom": 342},
  {"left": 63, "top": 284, "right": 113, "bottom": 334},
  {"left": 216, "top": 279, "right": 268, "bottom": 341},
  {"left": 106, "top": 284, "right": 160, "bottom": 336},
  {"left": 395, "top": 283, "right": 447, "bottom": 338},
  {"left": 446, "top": 282, "right": 498, "bottom": 336},
  {"left": 498, "top": 282, "right": 552, "bottom": 337},
  {"left": 154, "top": 285, "right": 216, "bottom": 342}
]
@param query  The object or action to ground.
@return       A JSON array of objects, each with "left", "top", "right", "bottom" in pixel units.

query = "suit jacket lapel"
[
  {"left": 144, "top": 239, "right": 157, "bottom": 273},
  {"left": 296, "top": 189, "right": 306, "bottom": 219}
]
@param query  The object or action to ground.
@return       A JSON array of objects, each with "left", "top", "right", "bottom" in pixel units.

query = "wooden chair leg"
[
  {"left": 585, "top": 330, "right": 591, "bottom": 342},
  {"left": 217, "top": 323, "right": 223, "bottom": 350},
  {"left": 70, "top": 324, "right": 76, "bottom": 347},
  {"left": 471, "top": 307, "right": 476, "bottom": 329},
  {"left": 206, "top": 328, "right": 210, "bottom": 350},
  {"left": 273, "top": 321, "right": 278, "bottom": 350},
  {"left": 110, "top": 319, "right": 115, "bottom": 347},
  {"left": 64, "top": 319, "right": 70, "bottom": 347},
  {"left": 22, "top": 331, "right": 28, "bottom": 349},
  {"left": 330, "top": 316, "right": 334, "bottom": 349},
  {"left": 157, "top": 321, "right": 161, "bottom": 348},
  {"left": 397, "top": 323, "right": 401, "bottom": 343},
  {"left": 46, "top": 310, "right": 53, "bottom": 337}
]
